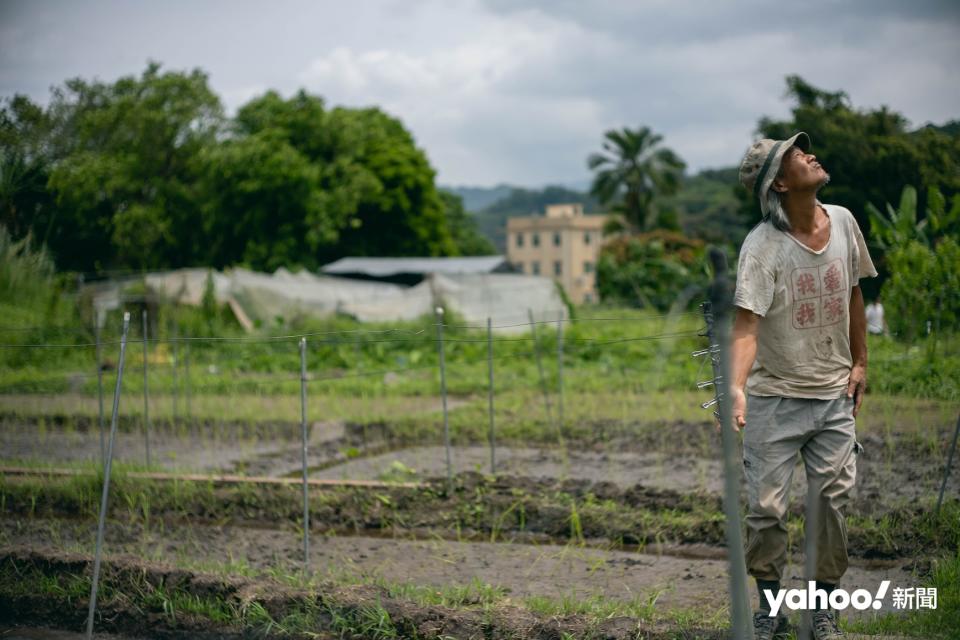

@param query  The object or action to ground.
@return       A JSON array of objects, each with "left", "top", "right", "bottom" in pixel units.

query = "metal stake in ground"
[
  {"left": 436, "top": 307, "right": 453, "bottom": 492},
  {"left": 172, "top": 323, "right": 179, "bottom": 425},
  {"left": 487, "top": 317, "right": 496, "bottom": 474},
  {"left": 184, "top": 337, "right": 192, "bottom": 426},
  {"left": 707, "top": 248, "right": 752, "bottom": 640},
  {"left": 86, "top": 311, "right": 132, "bottom": 639},
  {"left": 527, "top": 309, "right": 554, "bottom": 430},
  {"left": 95, "top": 312, "right": 105, "bottom": 464},
  {"left": 142, "top": 310, "right": 151, "bottom": 467},
  {"left": 299, "top": 337, "right": 310, "bottom": 571},
  {"left": 556, "top": 311, "right": 564, "bottom": 438},
  {"left": 936, "top": 412, "right": 960, "bottom": 517}
]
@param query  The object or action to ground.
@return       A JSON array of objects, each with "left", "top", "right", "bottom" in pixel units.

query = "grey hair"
[{"left": 765, "top": 189, "right": 791, "bottom": 232}]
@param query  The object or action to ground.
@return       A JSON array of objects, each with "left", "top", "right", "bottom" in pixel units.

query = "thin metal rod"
[
  {"left": 172, "top": 323, "right": 179, "bottom": 424},
  {"left": 86, "top": 311, "right": 131, "bottom": 639},
  {"left": 436, "top": 307, "right": 452, "bottom": 492},
  {"left": 557, "top": 312, "right": 564, "bottom": 438},
  {"left": 95, "top": 317, "right": 105, "bottom": 464},
  {"left": 299, "top": 337, "right": 310, "bottom": 571},
  {"left": 800, "top": 476, "right": 821, "bottom": 639},
  {"left": 487, "top": 317, "right": 496, "bottom": 474},
  {"left": 184, "top": 338, "right": 191, "bottom": 426},
  {"left": 936, "top": 412, "right": 960, "bottom": 516},
  {"left": 142, "top": 310, "right": 151, "bottom": 467},
  {"left": 528, "top": 309, "right": 554, "bottom": 428},
  {"left": 707, "top": 248, "right": 752, "bottom": 640}
]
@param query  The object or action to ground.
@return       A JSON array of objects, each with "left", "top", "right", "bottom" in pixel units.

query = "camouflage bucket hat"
[{"left": 739, "top": 132, "right": 811, "bottom": 216}]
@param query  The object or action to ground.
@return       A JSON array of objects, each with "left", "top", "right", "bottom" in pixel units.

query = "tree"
[
  {"left": 750, "top": 76, "right": 960, "bottom": 238},
  {"left": 596, "top": 230, "right": 708, "bottom": 310},
  {"left": 0, "top": 95, "right": 55, "bottom": 242},
  {"left": 440, "top": 190, "right": 496, "bottom": 256},
  {"left": 44, "top": 62, "right": 224, "bottom": 271},
  {"left": 587, "top": 126, "right": 685, "bottom": 232}
]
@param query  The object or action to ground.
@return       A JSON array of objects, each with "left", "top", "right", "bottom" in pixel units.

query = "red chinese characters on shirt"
[
  {"left": 795, "top": 301, "right": 817, "bottom": 327},
  {"left": 791, "top": 259, "right": 846, "bottom": 329},
  {"left": 796, "top": 272, "right": 817, "bottom": 296}
]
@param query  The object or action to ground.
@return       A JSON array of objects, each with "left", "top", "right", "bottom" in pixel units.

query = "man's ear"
[{"left": 771, "top": 178, "right": 787, "bottom": 194}]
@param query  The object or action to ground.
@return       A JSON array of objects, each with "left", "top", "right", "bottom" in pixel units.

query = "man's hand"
[
  {"left": 846, "top": 364, "right": 866, "bottom": 417},
  {"left": 731, "top": 386, "right": 746, "bottom": 432}
]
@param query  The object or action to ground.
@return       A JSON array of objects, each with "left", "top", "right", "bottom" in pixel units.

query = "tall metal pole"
[
  {"left": 436, "top": 307, "right": 452, "bottom": 492},
  {"left": 86, "top": 311, "right": 132, "bottom": 639},
  {"left": 707, "top": 248, "right": 752, "bottom": 640},
  {"left": 184, "top": 338, "right": 192, "bottom": 426},
  {"left": 95, "top": 312, "right": 105, "bottom": 464},
  {"left": 172, "top": 323, "right": 179, "bottom": 425},
  {"left": 556, "top": 312, "right": 565, "bottom": 438},
  {"left": 299, "top": 337, "right": 310, "bottom": 571},
  {"left": 487, "top": 317, "right": 496, "bottom": 474},
  {"left": 936, "top": 413, "right": 960, "bottom": 517},
  {"left": 142, "top": 310, "right": 151, "bottom": 467}
]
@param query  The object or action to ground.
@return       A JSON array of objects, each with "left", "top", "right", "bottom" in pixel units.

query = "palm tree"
[{"left": 587, "top": 126, "right": 685, "bottom": 232}]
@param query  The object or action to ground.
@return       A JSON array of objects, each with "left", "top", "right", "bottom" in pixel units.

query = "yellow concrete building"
[{"left": 506, "top": 203, "right": 607, "bottom": 304}]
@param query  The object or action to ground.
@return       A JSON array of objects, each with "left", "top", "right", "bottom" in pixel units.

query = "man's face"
[{"left": 774, "top": 145, "right": 830, "bottom": 193}]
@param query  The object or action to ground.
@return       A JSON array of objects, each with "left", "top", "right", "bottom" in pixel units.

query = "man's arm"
[
  {"left": 848, "top": 285, "right": 867, "bottom": 416},
  {"left": 730, "top": 306, "right": 760, "bottom": 431}
]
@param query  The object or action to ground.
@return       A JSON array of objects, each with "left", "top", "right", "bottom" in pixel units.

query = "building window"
[
  {"left": 584, "top": 261, "right": 594, "bottom": 273},
  {"left": 532, "top": 233, "right": 540, "bottom": 247},
  {"left": 554, "top": 261, "right": 562, "bottom": 276},
  {"left": 584, "top": 293, "right": 593, "bottom": 303},
  {"left": 584, "top": 232, "right": 591, "bottom": 245},
  {"left": 515, "top": 262, "right": 524, "bottom": 273},
  {"left": 516, "top": 233, "right": 524, "bottom": 247},
  {"left": 553, "top": 232, "right": 561, "bottom": 246},
  {"left": 532, "top": 261, "right": 540, "bottom": 275}
]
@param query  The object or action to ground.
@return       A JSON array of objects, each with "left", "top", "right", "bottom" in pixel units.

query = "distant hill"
[{"left": 442, "top": 185, "right": 515, "bottom": 212}]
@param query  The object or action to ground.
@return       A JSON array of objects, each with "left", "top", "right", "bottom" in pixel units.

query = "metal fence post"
[
  {"left": 556, "top": 312, "right": 564, "bottom": 438},
  {"left": 142, "top": 310, "right": 151, "bottom": 467},
  {"left": 184, "top": 338, "right": 192, "bottom": 426},
  {"left": 706, "top": 248, "right": 752, "bottom": 640},
  {"left": 299, "top": 337, "right": 310, "bottom": 571},
  {"left": 85, "top": 311, "right": 132, "bottom": 639},
  {"left": 487, "top": 317, "right": 496, "bottom": 474},
  {"left": 936, "top": 413, "right": 960, "bottom": 517},
  {"left": 436, "top": 307, "right": 453, "bottom": 492},
  {"left": 95, "top": 312, "right": 105, "bottom": 464},
  {"left": 172, "top": 323, "right": 179, "bottom": 425}
]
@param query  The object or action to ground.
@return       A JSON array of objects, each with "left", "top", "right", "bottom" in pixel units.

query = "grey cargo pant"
[{"left": 742, "top": 394, "right": 859, "bottom": 584}]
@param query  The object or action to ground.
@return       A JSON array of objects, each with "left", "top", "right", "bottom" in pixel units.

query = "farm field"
[{"left": 2, "top": 382, "right": 958, "bottom": 639}]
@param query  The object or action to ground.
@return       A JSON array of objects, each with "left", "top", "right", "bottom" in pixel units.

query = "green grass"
[{"left": 844, "top": 550, "right": 960, "bottom": 639}]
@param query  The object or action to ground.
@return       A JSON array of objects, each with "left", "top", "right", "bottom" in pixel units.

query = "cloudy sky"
[{"left": 2, "top": 0, "right": 959, "bottom": 187}]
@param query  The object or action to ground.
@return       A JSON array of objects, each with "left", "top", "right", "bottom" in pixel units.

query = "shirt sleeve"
[
  {"left": 849, "top": 212, "right": 878, "bottom": 281},
  {"left": 734, "top": 252, "right": 775, "bottom": 317}
]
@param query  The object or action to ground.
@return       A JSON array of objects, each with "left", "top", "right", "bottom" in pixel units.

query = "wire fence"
[{"left": 2, "top": 290, "right": 958, "bottom": 640}]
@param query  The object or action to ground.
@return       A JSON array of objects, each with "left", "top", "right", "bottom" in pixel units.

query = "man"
[
  {"left": 865, "top": 297, "right": 886, "bottom": 336},
  {"left": 733, "top": 132, "right": 877, "bottom": 639}
]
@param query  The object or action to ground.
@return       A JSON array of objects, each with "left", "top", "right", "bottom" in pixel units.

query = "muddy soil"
[
  {"left": 1, "top": 546, "right": 724, "bottom": 640},
  {"left": 3, "top": 416, "right": 955, "bottom": 510},
  {"left": 0, "top": 520, "right": 921, "bottom": 622}
]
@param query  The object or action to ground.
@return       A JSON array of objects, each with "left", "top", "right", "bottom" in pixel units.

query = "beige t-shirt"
[{"left": 734, "top": 204, "right": 878, "bottom": 399}]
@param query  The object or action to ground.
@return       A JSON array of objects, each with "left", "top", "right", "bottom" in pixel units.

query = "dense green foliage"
[
  {"left": 595, "top": 230, "right": 709, "bottom": 311},
  {"left": 1, "top": 64, "right": 482, "bottom": 273},
  {"left": 747, "top": 76, "right": 960, "bottom": 275}
]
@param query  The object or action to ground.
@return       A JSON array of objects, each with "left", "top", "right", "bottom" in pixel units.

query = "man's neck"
[{"left": 783, "top": 191, "right": 822, "bottom": 234}]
